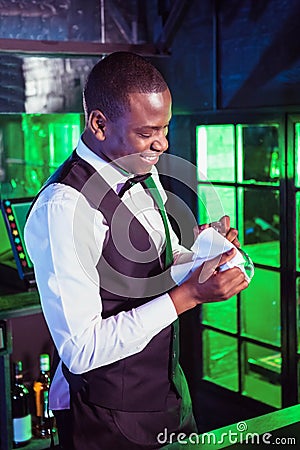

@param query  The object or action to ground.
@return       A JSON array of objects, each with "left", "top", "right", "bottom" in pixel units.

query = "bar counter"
[
  {"left": 0, "top": 289, "right": 41, "bottom": 319},
  {"left": 163, "top": 403, "right": 300, "bottom": 448}
]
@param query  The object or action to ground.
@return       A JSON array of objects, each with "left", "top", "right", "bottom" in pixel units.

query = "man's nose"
[{"left": 150, "top": 133, "right": 169, "bottom": 152}]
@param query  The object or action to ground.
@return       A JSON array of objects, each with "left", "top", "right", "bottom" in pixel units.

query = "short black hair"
[{"left": 83, "top": 52, "right": 168, "bottom": 121}]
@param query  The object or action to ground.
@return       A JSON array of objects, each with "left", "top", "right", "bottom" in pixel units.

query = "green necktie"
[
  {"left": 144, "top": 176, "right": 173, "bottom": 268},
  {"left": 144, "top": 176, "right": 192, "bottom": 422}
]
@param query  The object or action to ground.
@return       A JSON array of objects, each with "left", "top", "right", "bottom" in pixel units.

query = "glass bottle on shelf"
[
  {"left": 33, "top": 353, "right": 55, "bottom": 438},
  {"left": 11, "top": 360, "right": 32, "bottom": 448}
]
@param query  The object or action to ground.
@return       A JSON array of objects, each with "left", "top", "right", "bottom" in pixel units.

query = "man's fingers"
[
  {"left": 219, "top": 215, "right": 230, "bottom": 233},
  {"left": 210, "top": 215, "right": 230, "bottom": 236},
  {"left": 215, "top": 216, "right": 241, "bottom": 246},
  {"left": 226, "top": 228, "right": 239, "bottom": 244},
  {"left": 197, "top": 248, "right": 236, "bottom": 284},
  {"left": 193, "top": 223, "right": 209, "bottom": 239}
]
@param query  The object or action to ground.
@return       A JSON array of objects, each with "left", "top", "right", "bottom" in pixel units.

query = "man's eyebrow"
[{"left": 136, "top": 124, "right": 169, "bottom": 130}]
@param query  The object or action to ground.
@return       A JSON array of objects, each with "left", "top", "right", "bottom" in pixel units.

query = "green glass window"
[
  {"left": 203, "top": 329, "right": 238, "bottom": 391},
  {"left": 297, "top": 278, "right": 300, "bottom": 353},
  {"left": 295, "top": 123, "right": 300, "bottom": 187},
  {"left": 197, "top": 185, "right": 236, "bottom": 226},
  {"left": 243, "top": 342, "right": 281, "bottom": 408},
  {"left": 296, "top": 193, "right": 300, "bottom": 271},
  {"left": 196, "top": 118, "right": 290, "bottom": 408},
  {"left": 238, "top": 187, "right": 280, "bottom": 267},
  {"left": 196, "top": 124, "right": 235, "bottom": 182},
  {"left": 1, "top": 116, "right": 26, "bottom": 198},
  {"left": 237, "top": 124, "right": 280, "bottom": 184},
  {"left": 0, "top": 113, "right": 83, "bottom": 198},
  {"left": 23, "top": 114, "right": 82, "bottom": 195},
  {"left": 202, "top": 296, "right": 237, "bottom": 333},
  {"left": 241, "top": 268, "right": 280, "bottom": 346},
  {"left": 48, "top": 122, "right": 80, "bottom": 169},
  {"left": 298, "top": 360, "right": 300, "bottom": 403}
]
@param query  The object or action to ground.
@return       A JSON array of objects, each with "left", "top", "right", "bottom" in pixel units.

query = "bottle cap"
[{"left": 40, "top": 353, "right": 50, "bottom": 371}]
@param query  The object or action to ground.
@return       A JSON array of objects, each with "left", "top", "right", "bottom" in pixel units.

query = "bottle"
[
  {"left": 11, "top": 361, "right": 32, "bottom": 448},
  {"left": 33, "top": 353, "right": 55, "bottom": 438}
]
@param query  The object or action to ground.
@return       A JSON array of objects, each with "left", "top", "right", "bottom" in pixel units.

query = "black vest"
[{"left": 39, "top": 151, "right": 177, "bottom": 412}]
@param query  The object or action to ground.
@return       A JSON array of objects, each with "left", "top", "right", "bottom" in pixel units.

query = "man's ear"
[{"left": 89, "top": 110, "right": 107, "bottom": 140}]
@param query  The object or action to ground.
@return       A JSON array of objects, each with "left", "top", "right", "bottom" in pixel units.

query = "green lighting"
[
  {"left": 202, "top": 296, "right": 237, "bottom": 333},
  {"left": 243, "top": 343, "right": 281, "bottom": 408},
  {"left": 196, "top": 124, "right": 235, "bottom": 182},
  {"left": 0, "top": 113, "right": 84, "bottom": 199},
  {"left": 196, "top": 122, "right": 282, "bottom": 408},
  {"left": 241, "top": 268, "right": 280, "bottom": 346},
  {"left": 295, "top": 123, "right": 300, "bottom": 187},
  {"left": 22, "top": 113, "right": 83, "bottom": 196},
  {"left": 237, "top": 124, "right": 280, "bottom": 185},
  {"left": 203, "top": 329, "right": 238, "bottom": 392}
]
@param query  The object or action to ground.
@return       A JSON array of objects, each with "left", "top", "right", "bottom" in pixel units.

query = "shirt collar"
[
  {"left": 76, "top": 137, "right": 128, "bottom": 193},
  {"left": 75, "top": 137, "right": 156, "bottom": 194}
]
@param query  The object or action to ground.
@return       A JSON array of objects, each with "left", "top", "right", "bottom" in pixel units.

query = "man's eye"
[{"left": 138, "top": 133, "right": 151, "bottom": 138}]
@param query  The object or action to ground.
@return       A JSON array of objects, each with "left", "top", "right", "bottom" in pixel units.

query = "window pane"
[
  {"left": 298, "top": 360, "right": 300, "bottom": 403},
  {"left": 237, "top": 124, "right": 280, "bottom": 184},
  {"left": 198, "top": 185, "right": 236, "bottom": 227},
  {"left": 203, "top": 329, "right": 238, "bottom": 391},
  {"left": 243, "top": 343, "right": 281, "bottom": 408},
  {"left": 296, "top": 193, "right": 300, "bottom": 271},
  {"left": 23, "top": 115, "right": 81, "bottom": 169},
  {"left": 295, "top": 123, "right": 300, "bottom": 187},
  {"left": 297, "top": 278, "right": 300, "bottom": 353},
  {"left": 239, "top": 187, "right": 280, "bottom": 267},
  {"left": 0, "top": 113, "right": 83, "bottom": 198},
  {"left": 196, "top": 125, "right": 235, "bottom": 182},
  {"left": 202, "top": 296, "right": 237, "bottom": 333},
  {"left": 241, "top": 268, "right": 280, "bottom": 346}
]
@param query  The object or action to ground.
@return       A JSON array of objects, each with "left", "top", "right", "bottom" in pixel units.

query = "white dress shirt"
[{"left": 24, "top": 138, "right": 193, "bottom": 410}]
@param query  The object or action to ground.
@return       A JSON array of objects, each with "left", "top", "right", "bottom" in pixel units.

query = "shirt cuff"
[{"left": 136, "top": 293, "right": 178, "bottom": 333}]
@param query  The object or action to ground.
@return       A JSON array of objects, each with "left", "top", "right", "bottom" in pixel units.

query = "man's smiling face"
[{"left": 100, "top": 89, "right": 172, "bottom": 174}]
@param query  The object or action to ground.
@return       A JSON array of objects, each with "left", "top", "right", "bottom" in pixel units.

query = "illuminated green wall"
[
  {"left": 0, "top": 113, "right": 84, "bottom": 198},
  {"left": 0, "top": 113, "right": 84, "bottom": 276}
]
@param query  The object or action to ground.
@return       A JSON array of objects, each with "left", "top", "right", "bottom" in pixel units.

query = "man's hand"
[
  {"left": 194, "top": 215, "right": 241, "bottom": 248},
  {"left": 170, "top": 244, "right": 248, "bottom": 315}
]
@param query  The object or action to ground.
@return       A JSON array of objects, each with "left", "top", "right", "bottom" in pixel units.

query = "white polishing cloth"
[{"left": 171, "top": 227, "right": 249, "bottom": 285}]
